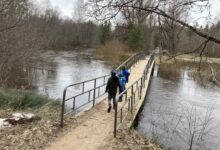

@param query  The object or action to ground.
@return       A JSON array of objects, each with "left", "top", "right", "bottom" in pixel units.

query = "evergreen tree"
[{"left": 127, "top": 25, "right": 144, "bottom": 50}]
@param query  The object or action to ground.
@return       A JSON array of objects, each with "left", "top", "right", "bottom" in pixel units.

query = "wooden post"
[
  {"left": 114, "top": 103, "right": 118, "bottom": 137},
  {"left": 93, "top": 79, "right": 96, "bottom": 107}
]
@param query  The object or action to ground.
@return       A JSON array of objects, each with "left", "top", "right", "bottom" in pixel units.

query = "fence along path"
[{"left": 46, "top": 56, "right": 150, "bottom": 150}]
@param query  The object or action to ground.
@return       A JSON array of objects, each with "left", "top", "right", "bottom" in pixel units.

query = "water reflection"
[
  {"left": 10, "top": 49, "right": 112, "bottom": 99},
  {"left": 137, "top": 64, "right": 220, "bottom": 150}
]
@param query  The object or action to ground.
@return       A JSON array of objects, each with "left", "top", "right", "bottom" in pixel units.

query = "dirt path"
[{"left": 45, "top": 58, "right": 148, "bottom": 150}]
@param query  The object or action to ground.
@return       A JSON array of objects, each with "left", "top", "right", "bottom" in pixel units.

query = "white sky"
[
  {"left": 33, "top": 0, "right": 76, "bottom": 18},
  {"left": 33, "top": 0, "right": 220, "bottom": 25}
]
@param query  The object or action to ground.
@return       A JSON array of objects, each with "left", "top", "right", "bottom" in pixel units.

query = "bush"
[
  {"left": 0, "top": 88, "right": 60, "bottom": 110},
  {"left": 95, "top": 39, "right": 131, "bottom": 66}
]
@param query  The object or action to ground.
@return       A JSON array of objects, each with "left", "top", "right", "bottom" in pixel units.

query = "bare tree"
[
  {"left": 89, "top": 0, "right": 220, "bottom": 46},
  {"left": 158, "top": 0, "right": 188, "bottom": 54},
  {"left": 72, "top": 0, "right": 86, "bottom": 23},
  {"left": 0, "top": 0, "right": 37, "bottom": 85}
]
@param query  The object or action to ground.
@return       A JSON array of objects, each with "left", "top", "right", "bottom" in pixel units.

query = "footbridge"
[{"left": 46, "top": 51, "right": 156, "bottom": 150}]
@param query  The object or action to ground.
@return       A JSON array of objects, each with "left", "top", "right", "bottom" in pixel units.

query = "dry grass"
[
  {"left": 101, "top": 129, "right": 162, "bottom": 150},
  {"left": 0, "top": 88, "right": 74, "bottom": 150},
  {"left": 160, "top": 54, "right": 220, "bottom": 64},
  {"left": 94, "top": 39, "right": 132, "bottom": 67}
]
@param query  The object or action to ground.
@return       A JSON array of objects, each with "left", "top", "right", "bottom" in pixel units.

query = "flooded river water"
[
  {"left": 29, "top": 49, "right": 112, "bottom": 99},
  {"left": 137, "top": 64, "right": 220, "bottom": 150}
]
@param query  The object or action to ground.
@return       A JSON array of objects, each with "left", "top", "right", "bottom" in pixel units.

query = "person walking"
[
  {"left": 118, "top": 73, "right": 126, "bottom": 102},
  {"left": 105, "top": 70, "right": 121, "bottom": 113},
  {"left": 121, "top": 66, "right": 130, "bottom": 83}
]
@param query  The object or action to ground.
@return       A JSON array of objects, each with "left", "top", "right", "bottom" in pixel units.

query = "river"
[
  {"left": 27, "top": 49, "right": 112, "bottom": 99},
  {"left": 137, "top": 64, "right": 220, "bottom": 150}
]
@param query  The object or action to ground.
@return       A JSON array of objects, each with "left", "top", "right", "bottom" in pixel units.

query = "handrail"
[
  {"left": 60, "top": 51, "right": 145, "bottom": 127},
  {"left": 113, "top": 51, "right": 156, "bottom": 137}
]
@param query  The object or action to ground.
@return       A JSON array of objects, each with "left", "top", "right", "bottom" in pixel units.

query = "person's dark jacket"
[{"left": 105, "top": 76, "right": 120, "bottom": 95}]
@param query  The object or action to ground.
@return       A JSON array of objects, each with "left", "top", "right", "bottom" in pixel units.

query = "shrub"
[
  {"left": 95, "top": 38, "right": 131, "bottom": 66},
  {"left": 0, "top": 88, "right": 60, "bottom": 110}
]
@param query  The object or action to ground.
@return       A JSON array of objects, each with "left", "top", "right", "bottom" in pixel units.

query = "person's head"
[
  {"left": 122, "top": 66, "right": 126, "bottom": 71},
  {"left": 111, "top": 70, "right": 116, "bottom": 77}
]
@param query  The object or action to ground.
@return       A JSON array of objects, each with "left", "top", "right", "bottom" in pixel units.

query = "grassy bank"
[{"left": 0, "top": 88, "right": 60, "bottom": 110}]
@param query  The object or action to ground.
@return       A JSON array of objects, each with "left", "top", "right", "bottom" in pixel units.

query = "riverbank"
[
  {"left": 159, "top": 54, "right": 220, "bottom": 64},
  {"left": 0, "top": 88, "right": 161, "bottom": 150},
  {"left": 158, "top": 55, "right": 220, "bottom": 85},
  {"left": 0, "top": 88, "right": 62, "bottom": 149}
]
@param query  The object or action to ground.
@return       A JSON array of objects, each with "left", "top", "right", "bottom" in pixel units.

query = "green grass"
[{"left": 0, "top": 88, "right": 60, "bottom": 110}]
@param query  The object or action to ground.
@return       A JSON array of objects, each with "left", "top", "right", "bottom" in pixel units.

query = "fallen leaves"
[{"left": 0, "top": 106, "right": 60, "bottom": 150}]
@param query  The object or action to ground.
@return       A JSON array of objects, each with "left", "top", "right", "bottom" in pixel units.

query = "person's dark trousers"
[{"left": 108, "top": 93, "right": 116, "bottom": 109}]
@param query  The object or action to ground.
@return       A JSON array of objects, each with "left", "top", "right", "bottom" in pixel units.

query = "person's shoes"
[{"left": 107, "top": 106, "right": 112, "bottom": 113}]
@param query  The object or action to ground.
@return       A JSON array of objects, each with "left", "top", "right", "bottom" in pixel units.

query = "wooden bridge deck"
[{"left": 46, "top": 57, "right": 150, "bottom": 150}]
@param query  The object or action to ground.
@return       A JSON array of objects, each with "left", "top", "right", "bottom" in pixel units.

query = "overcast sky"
[{"left": 34, "top": 0, "right": 220, "bottom": 25}]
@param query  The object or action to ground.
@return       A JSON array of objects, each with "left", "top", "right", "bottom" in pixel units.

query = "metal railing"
[
  {"left": 113, "top": 51, "right": 155, "bottom": 137},
  {"left": 60, "top": 51, "right": 145, "bottom": 127}
]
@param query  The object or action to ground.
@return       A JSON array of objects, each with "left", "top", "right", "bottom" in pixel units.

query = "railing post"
[
  {"left": 93, "top": 79, "right": 96, "bottom": 107},
  {"left": 73, "top": 97, "right": 75, "bottom": 110},
  {"left": 98, "top": 87, "right": 100, "bottom": 96},
  {"left": 125, "top": 91, "right": 127, "bottom": 102},
  {"left": 143, "top": 70, "right": 146, "bottom": 87},
  {"left": 60, "top": 88, "right": 67, "bottom": 127},
  {"left": 88, "top": 91, "right": 91, "bottom": 102},
  {"left": 131, "top": 95, "right": 133, "bottom": 113},
  {"left": 140, "top": 78, "right": 143, "bottom": 99},
  {"left": 134, "top": 93, "right": 136, "bottom": 104},
  {"left": 131, "top": 85, "right": 134, "bottom": 95},
  {"left": 82, "top": 82, "right": 85, "bottom": 93},
  {"left": 151, "top": 62, "right": 155, "bottom": 76},
  {"left": 120, "top": 109, "right": 123, "bottom": 123},
  {"left": 131, "top": 85, "right": 134, "bottom": 113},
  {"left": 114, "top": 102, "right": 118, "bottom": 137},
  {"left": 128, "top": 97, "right": 130, "bottom": 111}
]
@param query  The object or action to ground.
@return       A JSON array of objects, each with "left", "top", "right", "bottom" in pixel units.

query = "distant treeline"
[
  {"left": 28, "top": 12, "right": 110, "bottom": 50},
  {"left": 113, "top": 23, "right": 220, "bottom": 57},
  {"left": 1, "top": 0, "right": 220, "bottom": 87},
  {"left": 27, "top": 10, "right": 220, "bottom": 57}
]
